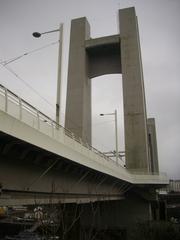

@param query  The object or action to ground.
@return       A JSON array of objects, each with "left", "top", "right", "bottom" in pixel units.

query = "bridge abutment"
[{"left": 77, "top": 191, "right": 156, "bottom": 239}]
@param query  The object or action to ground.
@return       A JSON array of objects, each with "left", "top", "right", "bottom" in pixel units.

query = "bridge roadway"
[{"left": 0, "top": 84, "right": 168, "bottom": 206}]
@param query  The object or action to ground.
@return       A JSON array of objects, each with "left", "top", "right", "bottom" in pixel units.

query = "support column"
[
  {"left": 119, "top": 7, "right": 149, "bottom": 171},
  {"left": 65, "top": 17, "right": 91, "bottom": 144},
  {"left": 147, "top": 118, "right": 159, "bottom": 173}
]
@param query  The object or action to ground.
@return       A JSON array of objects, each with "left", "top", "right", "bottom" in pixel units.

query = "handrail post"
[
  {"left": 85, "top": 142, "right": 90, "bottom": 149},
  {"left": 37, "top": 111, "right": 40, "bottom": 130},
  {"left": 51, "top": 120, "right": 54, "bottom": 138},
  {"left": 5, "top": 88, "right": 8, "bottom": 112},
  {"left": 79, "top": 137, "right": 83, "bottom": 145},
  {"left": 19, "top": 97, "right": 22, "bottom": 120},
  {"left": 71, "top": 132, "right": 75, "bottom": 140},
  {"left": 114, "top": 109, "right": 119, "bottom": 165}
]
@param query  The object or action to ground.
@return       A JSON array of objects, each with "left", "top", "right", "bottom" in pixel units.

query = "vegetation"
[{"left": 129, "top": 221, "right": 180, "bottom": 240}]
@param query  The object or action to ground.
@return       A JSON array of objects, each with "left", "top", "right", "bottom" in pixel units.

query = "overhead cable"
[
  {"left": 1, "top": 63, "right": 55, "bottom": 110},
  {"left": 0, "top": 41, "right": 59, "bottom": 66}
]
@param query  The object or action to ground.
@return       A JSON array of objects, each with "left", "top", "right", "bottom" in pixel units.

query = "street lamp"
[
  {"left": 32, "top": 23, "right": 63, "bottom": 126},
  {"left": 100, "top": 110, "right": 119, "bottom": 164}
]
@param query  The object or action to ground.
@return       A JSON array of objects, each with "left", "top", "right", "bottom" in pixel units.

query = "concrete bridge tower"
[{"left": 65, "top": 7, "right": 158, "bottom": 173}]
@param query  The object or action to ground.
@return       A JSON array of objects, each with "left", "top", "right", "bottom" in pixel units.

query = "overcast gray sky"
[{"left": 0, "top": 0, "right": 179, "bottom": 179}]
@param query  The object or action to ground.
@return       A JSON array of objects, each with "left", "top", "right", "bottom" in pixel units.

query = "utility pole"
[
  {"left": 100, "top": 109, "right": 119, "bottom": 164},
  {"left": 33, "top": 23, "right": 64, "bottom": 126},
  {"left": 56, "top": 23, "right": 63, "bottom": 126}
]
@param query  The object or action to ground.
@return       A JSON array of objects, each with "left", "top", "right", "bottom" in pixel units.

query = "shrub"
[{"left": 129, "top": 221, "right": 180, "bottom": 240}]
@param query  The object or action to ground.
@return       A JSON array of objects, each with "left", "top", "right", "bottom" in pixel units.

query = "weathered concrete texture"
[
  {"left": 80, "top": 191, "right": 152, "bottom": 237},
  {"left": 66, "top": 7, "right": 150, "bottom": 171},
  {"left": 147, "top": 118, "right": 159, "bottom": 173},
  {"left": 86, "top": 35, "right": 121, "bottom": 78},
  {"left": 119, "top": 7, "right": 149, "bottom": 171},
  {"left": 65, "top": 17, "right": 91, "bottom": 144},
  {"left": 0, "top": 131, "right": 126, "bottom": 206}
]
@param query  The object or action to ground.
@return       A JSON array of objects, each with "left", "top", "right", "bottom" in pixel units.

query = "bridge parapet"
[
  {"left": 0, "top": 84, "right": 111, "bottom": 161},
  {"left": 0, "top": 84, "right": 168, "bottom": 185}
]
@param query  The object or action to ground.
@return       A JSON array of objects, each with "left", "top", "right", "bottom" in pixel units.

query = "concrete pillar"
[
  {"left": 119, "top": 7, "right": 149, "bottom": 171},
  {"left": 65, "top": 17, "right": 91, "bottom": 144},
  {"left": 66, "top": 8, "right": 151, "bottom": 171},
  {"left": 80, "top": 192, "right": 152, "bottom": 238},
  {"left": 147, "top": 118, "right": 159, "bottom": 173}
]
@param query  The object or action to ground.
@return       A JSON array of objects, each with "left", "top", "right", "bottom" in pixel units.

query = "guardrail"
[
  {"left": 0, "top": 84, "right": 113, "bottom": 164},
  {"left": 0, "top": 84, "right": 169, "bottom": 184}
]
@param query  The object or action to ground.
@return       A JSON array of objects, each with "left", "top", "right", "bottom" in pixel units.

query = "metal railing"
[
  {"left": 0, "top": 84, "right": 113, "bottom": 164},
  {"left": 0, "top": 84, "right": 169, "bottom": 184}
]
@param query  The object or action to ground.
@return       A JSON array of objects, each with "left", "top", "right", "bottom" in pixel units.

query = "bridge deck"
[
  {"left": 0, "top": 85, "right": 168, "bottom": 184},
  {"left": 0, "top": 85, "right": 168, "bottom": 204},
  {"left": 0, "top": 84, "right": 168, "bottom": 188}
]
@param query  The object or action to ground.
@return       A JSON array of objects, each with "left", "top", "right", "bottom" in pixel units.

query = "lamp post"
[
  {"left": 32, "top": 23, "right": 63, "bottom": 126},
  {"left": 100, "top": 110, "right": 119, "bottom": 164}
]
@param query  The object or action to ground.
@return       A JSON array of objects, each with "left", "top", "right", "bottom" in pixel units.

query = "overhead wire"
[
  {"left": 0, "top": 41, "right": 59, "bottom": 66},
  {"left": 0, "top": 40, "right": 122, "bottom": 156},
  {"left": 92, "top": 120, "right": 114, "bottom": 126},
  {"left": 1, "top": 63, "right": 55, "bottom": 111},
  {"left": 0, "top": 41, "right": 88, "bottom": 147},
  {"left": 1, "top": 61, "right": 122, "bottom": 156},
  {"left": 0, "top": 41, "right": 60, "bottom": 115},
  {"left": 0, "top": 40, "right": 89, "bottom": 132}
]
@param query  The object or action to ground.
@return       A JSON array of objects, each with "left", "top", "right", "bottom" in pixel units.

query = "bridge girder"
[{"left": 0, "top": 131, "right": 131, "bottom": 206}]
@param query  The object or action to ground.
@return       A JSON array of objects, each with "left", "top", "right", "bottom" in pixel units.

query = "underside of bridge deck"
[{"left": 0, "top": 131, "right": 131, "bottom": 205}]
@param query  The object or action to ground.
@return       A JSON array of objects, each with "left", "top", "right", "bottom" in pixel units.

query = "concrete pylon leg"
[
  {"left": 66, "top": 8, "right": 151, "bottom": 172},
  {"left": 147, "top": 118, "right": 159, "bottom": 173},
  {"left": 65, "top": 17, "right": 91, "bottom": 144},
  {"left": 119, "top": 7, "right": 149, "bottom": 171}
]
